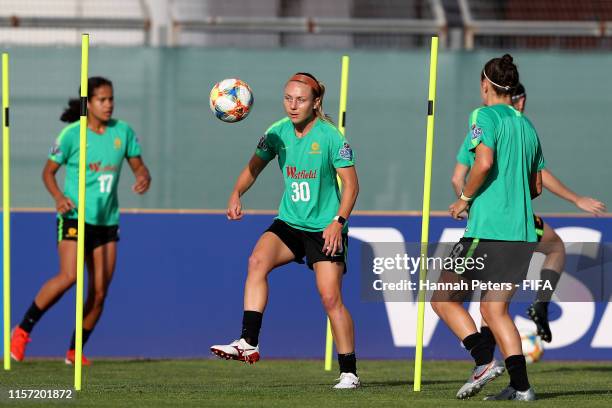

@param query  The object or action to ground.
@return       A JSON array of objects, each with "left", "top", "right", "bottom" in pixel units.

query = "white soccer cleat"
[
  {"left": 484, "top": 386, "right": 536, "bottom": 401},
  {"left": 333, "top": 372, "right": 361, "bottom": 389},
  {"left": 210, "top": 338, "right": 260, "bottom": 364},
  {"left": 456, "top": 359, "right": 505, "bottom": 399}
]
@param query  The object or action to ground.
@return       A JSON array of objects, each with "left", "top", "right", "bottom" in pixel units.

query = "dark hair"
[
  {"left": 60, "top": 76, "right": 113, "bottom": 123},
  {"left": 511, "top": 82, "right": 526, "bottom": 102},
  {"left": 480, "top": 54, "right": 519, "bottom": 96},
  {"left": 293, "top": 72, "right": 334, "bottom": 124}
]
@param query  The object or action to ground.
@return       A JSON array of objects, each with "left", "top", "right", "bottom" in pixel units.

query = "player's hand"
[
  {"left": 55, "top": 195, "right": 75, "bottom": 215},
  {"left": 575, "top": 196, "right": 606, "bottom": 216},
  {"left": 322, "top": 221, "right": 343, "bottom": 256},
  {"left": 449, "top": 199, "right": 469, "bottom": 220},
  {"left": 132, "top": 174, "right": 151, "bottom": 194},
  {"left": 227, "top": 192, "right": 243, "bottom": 220}
]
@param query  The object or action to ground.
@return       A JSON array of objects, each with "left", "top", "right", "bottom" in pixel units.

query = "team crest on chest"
[
  {"left": 114, "top": 137, "right": 122, "bottom": 150},
  {"left": 309, "top": 142, "right": 321, "bottom": 154}
]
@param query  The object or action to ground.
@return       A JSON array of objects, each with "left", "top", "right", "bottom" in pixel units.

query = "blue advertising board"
[{"left": 2, "top": 212, "right": 611, "bottom": 360}]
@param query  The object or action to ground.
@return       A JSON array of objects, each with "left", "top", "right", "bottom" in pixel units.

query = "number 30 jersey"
[
  {"left": 255, "top": 117, "right": 355, "bottom": 232},
  {"left": 48, "top": 119, "right": 142, "bottom": 226}
]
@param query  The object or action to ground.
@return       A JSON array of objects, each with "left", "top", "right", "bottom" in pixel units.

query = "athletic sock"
[
  {"left": 338, "top": 352, "right": 357, "bottom": 375},
  {"left": 505, "top": 354, "right": 530, "bottom": 391},
  {"left": 241, "top": 310, "right": 263, "bottom": 347},
  {"left": 480, "top": 326, "right": 497, "bottom": 355},
  {"left": 462, "top": 332, "right": 493, "bottom": 366},
  {"left": 69, "top": 328, "right": 93, "bottom": 351},
  {"left": 19, "top": 301, "right": 46, "bottom": 333},
  {"left": 536, "top": 268, "right": 561, "bottom": 303}
]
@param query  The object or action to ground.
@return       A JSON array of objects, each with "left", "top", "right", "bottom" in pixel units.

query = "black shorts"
[
  {"left": 533, "top": 215, "right": 544, "bottom": 242},
  {"left": 447, "top": 237, "right": 536, "bottom": 285},
  {"left": 57, "top": 217, "right": 119, "bottom": 253},
  {"left": 266, "top": 219, "right": 348, "bottom": 272}
]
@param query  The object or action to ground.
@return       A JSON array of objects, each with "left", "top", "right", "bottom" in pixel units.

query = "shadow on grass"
[
  {"left": 536, "top": 389, "right": 612, "bottom": 399},
  {"left": 337, "top": 379, "right": 463, "bottom": 388},
  {"left": 536, "top": 366, "right": 612, "bottom": 374}
]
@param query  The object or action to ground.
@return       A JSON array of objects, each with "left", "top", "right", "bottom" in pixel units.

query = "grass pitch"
[{"left": 1, "top": 359, "right": 611, "bottom": 407}]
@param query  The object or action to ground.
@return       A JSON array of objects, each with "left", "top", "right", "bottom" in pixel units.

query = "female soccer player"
[
  {"left": 210, "top": 72, "right": 360, "bottom": 389},
  {"left": 453, "top": 82, "right": 606, "bottom": 343},
  {"left": 431, "top": 55, "right": 543, "bottom": 401},
  {"left": 511, "top": 83, "right": 606, "bottom": 339},
  {"left": 452, "top": 83, "right": 606, "bottom": 349},
  {"left": 10, "top": 77, "right": 151, "bottom": 365}
]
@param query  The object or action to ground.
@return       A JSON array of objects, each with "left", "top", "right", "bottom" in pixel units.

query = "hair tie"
[
  {"left": 483, "top": 70, "right": 512, "bottom": 91},
  {"left": 288, "top": 74, "right": 321, "bottom": 96}
]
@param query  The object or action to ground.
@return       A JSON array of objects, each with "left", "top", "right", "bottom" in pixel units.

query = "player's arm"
[
  {"left": 127, "top": 156, "right": 151, "bottom": 194},
  {"left": 451, "top": 163, "right": 470, "bottom": 198},
  {"left": 322, "top": 166, "right": 358, "bottom": 256},
  {"left": 336, "top": 166, "right": 359, "bottom": 221},
  {"left": 449, "top": 143, "right": 493, "bottom": 220},
  {"left": 530, "top": 170, "right": 542, "bottom": 199},
  {"left": 542, "top": 168, "right": 606, "bottom": 215},
  {"left": 42, "top": 159, "right": 74, "bottom": 214},
  {"left": 227, "top": 154, "right": 269, "bottom": 220}
]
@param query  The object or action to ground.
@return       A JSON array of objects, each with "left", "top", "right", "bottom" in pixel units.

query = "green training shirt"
[
  {"left": 255, "top": 117, "right": 355, "bottom": 232},
  {"left": 49, "top": 119, "right": 142, "bottom": 226},
  {"left": 459, "top": 104, "right": 545, "bottom": 242}
]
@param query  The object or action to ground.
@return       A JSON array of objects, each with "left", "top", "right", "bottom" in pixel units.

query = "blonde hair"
[{"left": 313, "top": 80, "right": 334, "bottom": 125}]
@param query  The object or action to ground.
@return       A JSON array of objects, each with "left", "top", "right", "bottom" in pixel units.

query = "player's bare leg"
[
  {"left": 243, "top": 232, "right": 295, "bottom": 313},
  {"left": 481, "top": 291, "right": 535, "bottom": 400},
  {"left": 65, "top": 242, "right": 117, "bottom": 366},
  {"left": 11, "top": 241, "right": 78, "bottom": 362},
  {"left": 431, "top": 271, "right": 504, "bottom": 399},
  {"left": 314, "top": 261, "right": 359, "bottom": 389},
  {"left": 211, "top": 232, "right": 294, "bottom": 363}
]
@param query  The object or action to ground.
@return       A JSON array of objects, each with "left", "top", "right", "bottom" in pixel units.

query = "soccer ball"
[
  {"left": 520, "top": 331, "right": 544, "bottom": 363},
  {"left": 209, "top": 78, "right": 254, "bottom": 123}
]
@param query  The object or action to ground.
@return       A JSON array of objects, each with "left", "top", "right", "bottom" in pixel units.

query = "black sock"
[
  {"left": 19, "top": 301, "right": 46, "bottom": 333},
  {"left": 505, "top": 355, "right": 530, "bottom": 391},
  {"left": 462, "top": 332, "right": 493, "bottom": 366},
  {"left": 69, "top": 328, "right": 93, "bottom": 351},
  {"left": 338, "top": 352, "right": 357, "bottom": 375},
  {"left": 480, "top": 326, "right": 497, "bottom": 355},
  {"left": 536, "top": 269, "right": 561, "bottom": 302},
  {"left": 241, "top": 311, "right": 263, "bottom": 347}
]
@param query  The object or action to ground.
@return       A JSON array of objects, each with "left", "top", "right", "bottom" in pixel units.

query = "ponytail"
[
  {"left": 60, "top": 99, "right": 80, "bottom": 123},
  {"left": 312, "top": 80, "right": 334, "bottom": 125}
]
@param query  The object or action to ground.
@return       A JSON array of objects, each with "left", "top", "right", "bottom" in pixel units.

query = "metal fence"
[
  {"left": 1, "top": 0, "right": 612, "bottom": 49},
  {"left": 460, "top": 0, "right": 612, "bottom": 50}
]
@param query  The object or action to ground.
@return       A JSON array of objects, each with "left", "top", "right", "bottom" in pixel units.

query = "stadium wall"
[
  {"left": 2, "top": 212, "right": 611, "bottom": 360},
  {"left": 1, "top": 47, "right": 610, "bottom": 212}
]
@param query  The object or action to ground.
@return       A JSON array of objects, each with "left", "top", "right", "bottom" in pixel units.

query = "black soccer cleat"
[{"left": 527, "top": 302, "right": 552, "bottom": 343}]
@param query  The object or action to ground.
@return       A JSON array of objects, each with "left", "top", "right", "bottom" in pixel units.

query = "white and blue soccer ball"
[
  {"left": 520, "top": 331, "right": 544, "bottom": 364},
  {"left": 209, "top": 78, "right": 254, "bottom": 123}
]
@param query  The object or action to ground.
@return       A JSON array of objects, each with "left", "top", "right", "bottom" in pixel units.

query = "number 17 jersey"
[
  {"left": 255, "top": 117, "right": 355, "bottom": 232},
  {"left": 48, "top": 119, "right": 142, "bottom": 226}
]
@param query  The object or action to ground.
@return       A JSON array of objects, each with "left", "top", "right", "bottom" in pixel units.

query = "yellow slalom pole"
[
  {"left": 2, "top": 52, "right": 11, "bottom": 371},
  {"left": 413, "top": 36, "right": 438, "bottom": 392},
  {"left": 75, "top": 33, "right": 89, "bottom": 391},
  {"left": 325, "top": 55, "right": 350, "bottom": 372},
  {"left": 337, "top": 55, "right": 350, "bottom": 135}
]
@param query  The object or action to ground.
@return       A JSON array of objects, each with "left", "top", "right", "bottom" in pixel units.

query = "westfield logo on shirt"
[
  {"left": 286, "top": 166, "right": 317, "bottom": 179},
  {"left": 89, "top": 162, "right": 118, "bottom": 172}
]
